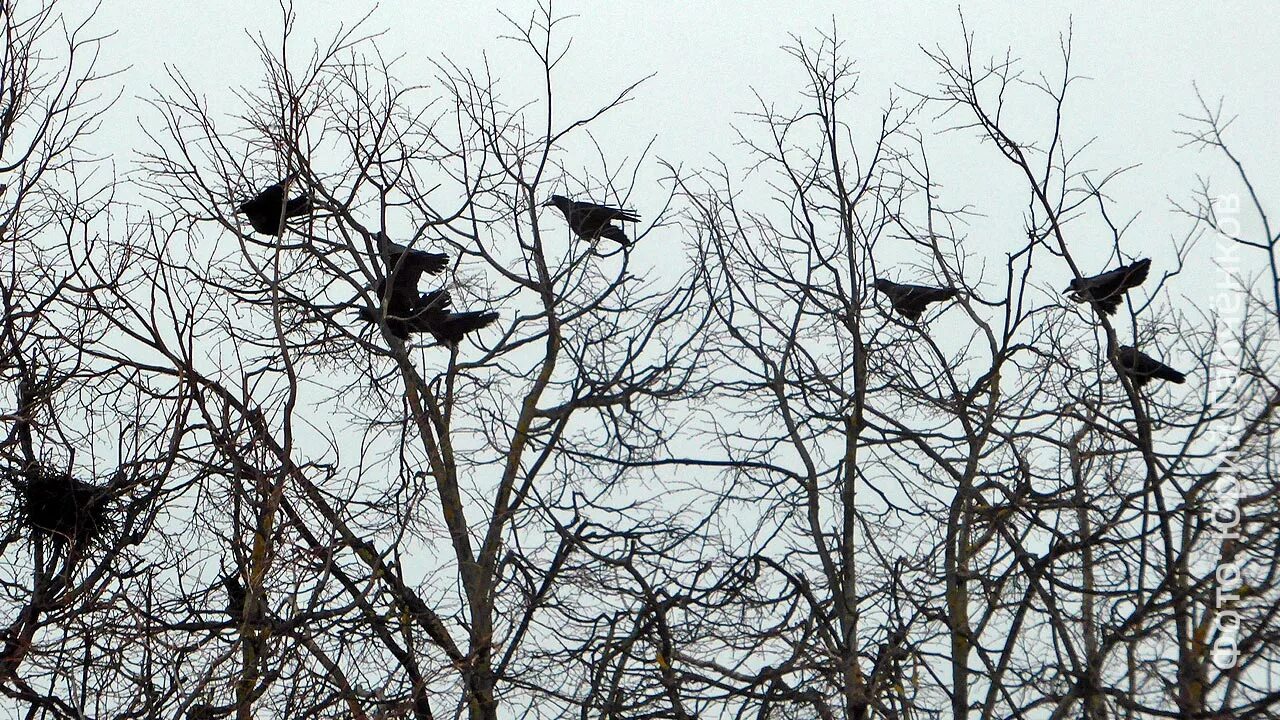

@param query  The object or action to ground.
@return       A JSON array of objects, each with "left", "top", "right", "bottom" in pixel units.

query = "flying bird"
[
  {"left": 373, "top": 231, "right": 449, "bottom": 314},
  {"left": 358, "top": 289, "right": 497, "bottom": 346},
  {"left": 543, "top": 194, "right": 640, "bottom": 246},
  {"left": 1116, "top": 345, "right": 1186, "bottom": 386},
  {"left": 356, "top": 233, "right": 450, "bottom": 340},
  {"left": 1065, "top": 258, "right": 1150, "bottom": 316},
  {"left": 238, "top": 178, "right": 312, "bottom": 235},
  {"left": 874, "top": 279, "right": 958, "bottom": 321},
  {"left": 410, "top": 289, "right": 500, "bottom": 347}
]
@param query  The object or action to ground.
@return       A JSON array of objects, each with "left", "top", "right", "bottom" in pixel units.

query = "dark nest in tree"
[{"left": 10, "top": 465, "right": 114, "bottom": 546}]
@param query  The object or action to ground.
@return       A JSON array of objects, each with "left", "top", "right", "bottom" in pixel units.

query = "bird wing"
[
  {"left": 417, "top": 289, "right": 453, "bottom": 313},
  {"left": 1083, "top": 258, "right": 1150, "bottom": 296},
  {"left": 1121, "top": 258, "right": 1151, "bottom": 290},
  {"left": 1073, "top": 259, "right": 1149, "bottom": 313},
  {"left": 920, "top": 286, "right": 958, "bottom": 304},
  {"left": 377, "top": 233, "right": 449, "bottom": 295},
  {"left": 574, "top": 201, "right": 640, "bottom": 223},
  {"left": 394, "top": 249, "right": 449, "bottom": 287},
  {"left": 875, "top": 281, "right": 912, "bottom": 314},
  {"left": 1153, "top": 364, "right": 1187, "bottom": 383},
  {"left": 1132, "top": 349, "right": 1185, "bottom": 384},
  {"left": 243, "top": 182, "right": 285, "bottom": 212},
  {"left": 284, "top": 195, "right": 312, "bottom": 218},
  {"left": 240, "top": 182, "right": 306, "bottom": 234},
  {"left": 431, "top": 310, "right": 499, "bottom": 344},
  {"left": 1118, "top": 348, "right": 1184, "bottom": 384},
  {"left": 897, "top": 284, "right": 954, "bottom": 308}
]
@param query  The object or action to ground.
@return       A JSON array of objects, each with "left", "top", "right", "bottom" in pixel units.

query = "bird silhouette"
[
  {"left": 1065, "top": 258, "right": 1150, "bottom": 315},
  {"left": 874, "top": 279, "right": 958, "bottom": 321},
  {"left": 238, "top": 178, "right": 312, "bottom": 235},
  {"left": 358, "top": 289, "right": 497, "bottom": 346},
  {"left": 357, "top": 233, "right": 450, "bottom": 341},
  {"left": 543, "top": 194, "right": 640, "bottom": 245},
  {"left": 1116, "top": 345, "right": 1186, "bottom": 386},
  {"left": 373, "top": 231, "right": 448, "bottom": 313},
  {"left": 409, "top": 289, "right": 500, "bottom": 347},
  {"left": 222, "top": 574, "right": 246, "bottom": 619}
]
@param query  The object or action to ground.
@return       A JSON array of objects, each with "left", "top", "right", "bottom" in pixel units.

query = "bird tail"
[
  {"left": 355, "top": 306, "right": 379, "bottom": 325},
  {"left": 598, "top": 224, "right": 630, "bottom": 245},
  {"left": 417, "top": 290, "right": 452, "bottom": 312},
  {"left": 437, "top": 311, "right": 498, "bottom": 344},
  {"left": 1154, "top": 365, "right": 1187, "bottom": 384}
]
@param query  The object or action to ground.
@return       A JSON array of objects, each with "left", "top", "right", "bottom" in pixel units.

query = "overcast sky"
[
  {"left": 90, "top": 1, "right": 1277, "bottom": 271},
  {"left": 75, "top": 0, "right": 1279, "bottom": 390}
]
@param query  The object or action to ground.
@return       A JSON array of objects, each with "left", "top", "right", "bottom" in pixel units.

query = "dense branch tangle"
[
  {"left": 110, "top": 4, "right": 706, "bottom": 720},
  {"left": 0, "top": 3, "right": 1277, "bottom": 720}
]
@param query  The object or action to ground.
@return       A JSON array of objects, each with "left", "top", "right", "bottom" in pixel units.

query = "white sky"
[{"left": 88, "top": 1, "right": 1277, "bottom": 277}]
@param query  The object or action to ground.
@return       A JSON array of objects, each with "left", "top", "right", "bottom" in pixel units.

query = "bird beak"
[{"left": 541, "top": 199, "right": 554, "bottom": 207}]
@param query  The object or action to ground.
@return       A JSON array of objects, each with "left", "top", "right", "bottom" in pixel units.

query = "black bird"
[
  {"left": 373, "top": 231, "right": 449, "bottom": 314},
  {"left": 1116, "top": 345, "right": 1186, "bottom": 386},
  {"left": 356, "top": 288, "right": 447, "bottom": 342},
  {"left": 874, "top": 279, "right": 959, "bottom": 321},
  {"left": 221, "top": 572, "right": 266, "bottom": 623},
  {"left": 543, "top": 194, "right": 640, "bottom": 245},
  {"left": 1065, "top": 258, "right": 1150, "bottom": 316},
  {"left": 358, "top": 290, "right": 497, "bottom": 345},
  {"left": 222, "top": 574, "right": 246, "bottom": 620},
  {"left": 238, "top": 178, "right": 312, "bottom": 235},
  {"left": 409, "top": 289, "right": 500, "bottom": 346},
  {"left": 356, "top": 303, "right": 414, "bottom": 341},
  {"left": 356, "top": 233, "right": 450, "bottom": 340}
]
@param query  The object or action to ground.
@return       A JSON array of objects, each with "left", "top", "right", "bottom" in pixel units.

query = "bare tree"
[
  {"left": 654, "top": 21, "right": 1280, "bottom": 720},
  {"left": 68, "top": 4, "right": 709, "bottom": 719},
  {"left": 2, "top": 4, "right": 1278, "bottom": 720},
  {"left": 0, "top": 1, "right": 193, "bottom": 716}
]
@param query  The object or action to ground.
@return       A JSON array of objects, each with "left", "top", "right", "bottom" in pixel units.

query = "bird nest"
[{"left": 10, "top": 465, "right": 114, "bottom": 546}]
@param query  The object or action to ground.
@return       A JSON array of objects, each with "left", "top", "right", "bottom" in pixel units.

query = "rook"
[
  {"left": 543, "top": 194, "right": 640, "bottom": 246},
  {"left": 1065, "top": 258, "right": 1150, "bottom": 316},
  {"left": 1116, "top": 345, "right": 1186, "bottom": 386},
  {"left": 874, "top": 279, "right": 958, "bottom": 322},
  {"left": 238, "top": 177, "right": 312, "bottom": 236}
]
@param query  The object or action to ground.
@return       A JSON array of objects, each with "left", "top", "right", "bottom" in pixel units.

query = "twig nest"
[{"left": 12, "top": 464, "right": 113, "bottom": 546}]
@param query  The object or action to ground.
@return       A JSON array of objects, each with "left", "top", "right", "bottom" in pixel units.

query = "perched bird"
[
  {"left": 356, "top": 289, "right": 446, "bottom": 342},
  {"left": 543, "top": 194, "right": 640, "bottom": 246},
  {"left": 238, "top": 178, "right": 312, "bottom": 235},
  {"left": 222, "top": 574, "right": 246, "bottom": 620},
  {"left": 1065, "top": 258, "right": 1150, "bottom": 316},
  {"left": 356, "top": 303, "right": 413, "bottom": 341},
  {"left": 873, "top": 279, "right": 958, "bottom": 321},
  {"left": 1116, "top": 346, "right": 1186, "bottom": 386},
  {"left": 408, "top": 289, "right": 500, "bottom": 347}
]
